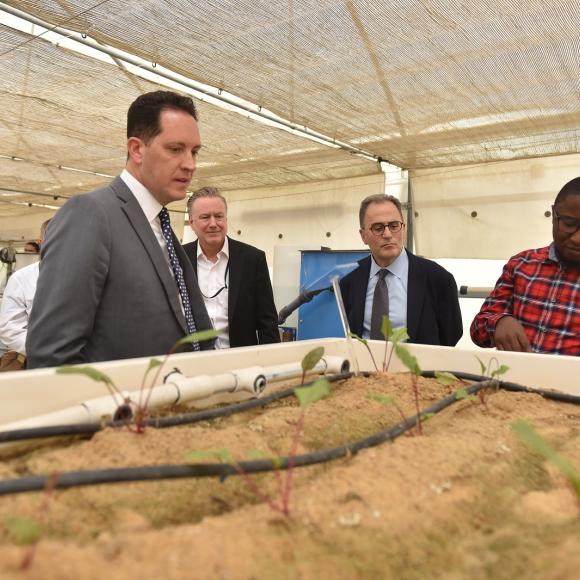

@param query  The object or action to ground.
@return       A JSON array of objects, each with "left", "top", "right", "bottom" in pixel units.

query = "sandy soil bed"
[{"left": 0, "top": 371, "right": 578, "bottom": 579}]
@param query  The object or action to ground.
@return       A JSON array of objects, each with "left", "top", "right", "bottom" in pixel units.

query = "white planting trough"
[{"left": 0, "top": 338, "right": 578, "bottom": 432}]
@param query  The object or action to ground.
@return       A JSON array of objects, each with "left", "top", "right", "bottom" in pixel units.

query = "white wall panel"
[
  {"left": 184, "top": 173, "right": 386, "bottom": 265},
  {"left": 411, "top": 153, "right": 580, "bottom": 259}
]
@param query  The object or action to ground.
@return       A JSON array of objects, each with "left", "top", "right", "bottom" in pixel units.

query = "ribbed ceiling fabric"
[{"left": 2, "top": 0, "right": 580, "bottom": 217}]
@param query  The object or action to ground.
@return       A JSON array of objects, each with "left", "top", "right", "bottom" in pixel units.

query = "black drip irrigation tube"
[
  {"left": 0, "top": 371, "right": 354, "bottom": 444},
  {"left": 1, "top": 371, "right": 579, "bottom": 497}
]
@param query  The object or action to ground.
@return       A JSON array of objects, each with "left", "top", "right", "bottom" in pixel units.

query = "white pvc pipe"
[
  {"left": 0, "top": 356, "right": 348, "bottom": 433},
  {"left": 262, "top": 356, "right": 348, "bottom": 382}
]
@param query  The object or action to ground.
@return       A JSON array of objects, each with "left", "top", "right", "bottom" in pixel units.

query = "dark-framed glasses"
[
  {"left": 553, "top": 208, "right": 580, "bottom": 234},
  {"left": 368, "top": 221, "right": 404, "bottom": 235}
]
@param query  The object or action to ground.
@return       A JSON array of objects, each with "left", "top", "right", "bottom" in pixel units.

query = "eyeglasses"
[
  {"left": 201, "top": 262, "right": 229, "bottom": 299},
  {"left": 553, "top": 209, "right": 580, "bottom": 234},
  {"left": 366, "top": 221, "right": 405, "bottom": 235}
]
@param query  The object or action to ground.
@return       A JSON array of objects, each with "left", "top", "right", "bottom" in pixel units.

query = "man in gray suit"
[{"left": 26, "top": 91, "right": 213, "bottom": 368}]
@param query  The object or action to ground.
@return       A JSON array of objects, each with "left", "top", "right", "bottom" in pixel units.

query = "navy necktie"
[
  {"left": 370, "top": 268, "right": 389, "bottom": 340},
  {"left": 158, "top": 207, "right": 200, "bottom": 351}
]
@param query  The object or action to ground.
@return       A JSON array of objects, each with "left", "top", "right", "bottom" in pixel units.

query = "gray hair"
[
  {"left": 187, "top": 186, "right": 228, "bottom": 218},
  {"left": 358, "top": 194, "right": 404, "bottom": 227},
  {"left": 40, "top": 219, "right": 51, "bottom": 240}
]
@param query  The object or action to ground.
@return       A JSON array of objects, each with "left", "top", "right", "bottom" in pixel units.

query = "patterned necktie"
[
  {"left": 370, "top": 268, "right": 389, "bottom": 340},
  {"left": 158, "top": 207, "right": 200, "bottom": 351}
]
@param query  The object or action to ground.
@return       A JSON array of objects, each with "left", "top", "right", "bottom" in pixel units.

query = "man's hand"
[{"left": 493, "top": 316, "right": 533, "bottom": 352}]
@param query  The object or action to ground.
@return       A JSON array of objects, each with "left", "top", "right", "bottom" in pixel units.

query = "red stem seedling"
[
  {"left": 56, "top": 328, "right": 221, "bottom": 434},
  {"left": 137, "top": 328, "right": 221, "bottom": 431},
  {"left": 19, "top": 472, "right": 60, "bottom": 570},
  {"left": 184, "top": 379, "right": 331, "bottom": 517},
  {"left": 2, "top": 472, "right": 60, "bottom": 570},
  {"left": 393, "top": 343, "right": 423, "bottom": 435},
  {"left": 367, "top": 393, "right": 414, "bottom": 436},
  {"left": 186, "top": 448, "right": 285, "bottom": 514},
  {"left": 348, "top": 332, "right": 379, "bottom": 373},
  {"left": 379, "top": 315, "right": 410, "bottom": 373},
  {"left": 55, "top": 366, "right": 137, "bottom": 432},
  {"left": 474, "top": 356, "right": 510, "bottom": 413},
  {"left": 299, "top": 346, "right": 325, "bottom": 385},
  {"left": 511, "top": 420, "right": 580, "bottom": 508},
  {"left": 282, "top": 378, "right": 331, "bottom": 514}
]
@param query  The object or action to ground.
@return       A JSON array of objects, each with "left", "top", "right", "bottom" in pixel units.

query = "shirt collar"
[
  {"left": 197, "top": 236, "right": 229, "bottom": 261},
  {"left": 548, "top": 242, "right": 559, "bottom": 263},
  {"left": 369, "top": 248, "right": 408, "bottom": 280},
  {"left": 120, "top": 169, "right": 163, "bottom": 223}
]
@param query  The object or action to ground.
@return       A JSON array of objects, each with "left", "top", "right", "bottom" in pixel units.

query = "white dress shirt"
[
  {"left": 197, "top": 237, "right": 230, "bottom": 348},
  {"left": 120, "top": 170, "right": 187, "bottom": 316},
  {"left": 0, "top": 262, "right": 40, "bottom": 354},
  {"left": 362, "top": 250, "right": 409, "bottom": 339}
]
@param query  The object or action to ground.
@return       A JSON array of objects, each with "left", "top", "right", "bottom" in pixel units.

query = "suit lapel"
[
  {"left": 227, "top": 237, "right": 242, "bottom": 323},
  {"left": 406, "top": 251, "right": 425, "bottom": 341},
  {"left": 186, "top": 240, "right": 199, "bottom": 275},
  {"left": 114, "top": 179, "right": 188, "bottom": 335},
  {"left": 351, "top": 257, "right": 371, "bottom": 336}
]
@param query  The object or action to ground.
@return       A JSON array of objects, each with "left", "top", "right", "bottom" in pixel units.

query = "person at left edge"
[{"left": 26, "top": 90, "right": 214, "bottom": 368}]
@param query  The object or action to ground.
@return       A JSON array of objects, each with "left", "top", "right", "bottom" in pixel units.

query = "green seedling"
[
  {"left": 367, "top": 393, "right": 410, "bottom": 430},
  {"left": 454, "top": 387, "right": 478, "bottom": 403},
  {"left": 2, "top": 472, "right": 60, "bottom": 570},
  {"left": 3, "top": 516, "right": 41, "bottom": 570},
  {"left": 57, "top": 328, "right": 221, "bottom": 433},
  {"left": 393, "top": 343, "right": 424, "bottom": 435},
  {"left": 511, "top": 420, "right": 580, "bottom": 505},
  {"left": 186, "top": 447, "right": 286, "bottom": 515},
  {"left": 300, "top": 346, "right": 325, "bottom": 385},
  {"left": 185, "top": 447, "right": 287, "bottom": 514},
  {"left": 380, "top": 316, "right": 394, "bottom": 372},
  {"left": 436, "top": 372, "right": 480, "bottom": 405},
  {"left": 56, "top": 366, "right": 125, "bottom": 410},
  {"left": 185, "top": 377, "right": 331, "bottom": 517},
  {"left": 186, "top": 448, "right": 233, "bottom": 463},
  {"left": 2, "top": 516, "right": 41, "bottom": 545},
  {"left": 360, "top": 316, "right": 423, "bottom": 433},
  {"left": 435, "top": 371, "right": 461, "bottom": 387},
  {"left": 137, "top": 328, "right": 221, "bottom": 430},
  {"left": 474, "top": 356, "right": 510, "bottom": 411},
  {"left": 349, "top": 316, "right": 408, "bottom": 374},
  {"left": 475, "top": 356, "right": 509, "bottom": 381},
  {"left": 381, "top": 316, "right": 409, "bottom": 373},
  {"left": 348, "top": 332, "right": 379, "bottom": 372},
  {"left": 284, "top": 378, "right": 330, "bottom": 513}
]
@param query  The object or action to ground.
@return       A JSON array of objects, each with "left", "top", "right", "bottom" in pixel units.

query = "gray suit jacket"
[{"left": 26, "top": 177, "right": 213, "bottom": 368}]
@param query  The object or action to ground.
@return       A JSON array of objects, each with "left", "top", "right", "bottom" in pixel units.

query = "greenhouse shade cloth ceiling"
[{"left": 1, "top": 0, "right": 580, "bottom": 217}]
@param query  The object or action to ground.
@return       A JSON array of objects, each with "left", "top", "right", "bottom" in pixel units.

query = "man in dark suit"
[
  {"left": 339, "top": 194, "right": 462, "bottom": 346},
  {"left": 26, "top": 91, "right": 213, "bottom": 368},
  {"left": 183, "top": 187, "right": 280, "bottom": 348}
]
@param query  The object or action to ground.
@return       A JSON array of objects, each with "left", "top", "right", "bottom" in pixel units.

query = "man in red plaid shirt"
[{"left": 471, "top": 177, "right": 580, "bottom": 356}]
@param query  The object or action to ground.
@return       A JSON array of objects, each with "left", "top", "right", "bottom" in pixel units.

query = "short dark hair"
[
  {"left": 554, "top": 177, "right": 580, "bottom": 206},
  {"left": 187, "top": 186, "right": 228, "bottom": 218},
  {"left": 359, "top": 194, "right": 404, "bottom": 227},
  {"left": 25, "top": 241, "right": 40, "bottom": 252},
  {"left": 127, "top": 90, "right": 198, "bottom": 143}
]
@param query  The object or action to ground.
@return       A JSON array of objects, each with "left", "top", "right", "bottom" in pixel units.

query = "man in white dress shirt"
[
  {"left": 183, "top": 187, "right": 280, "bottom": 349},
  {"left": 0, "top": 220, "right": 50, "bottom": 370},
  {"left": 26, "top": 91, "right": 213, "bottom": 368}
]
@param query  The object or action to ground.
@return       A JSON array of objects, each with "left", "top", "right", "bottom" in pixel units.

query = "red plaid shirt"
[{"left": 471, "top": 244, "right": 580, "bottom": 356}]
